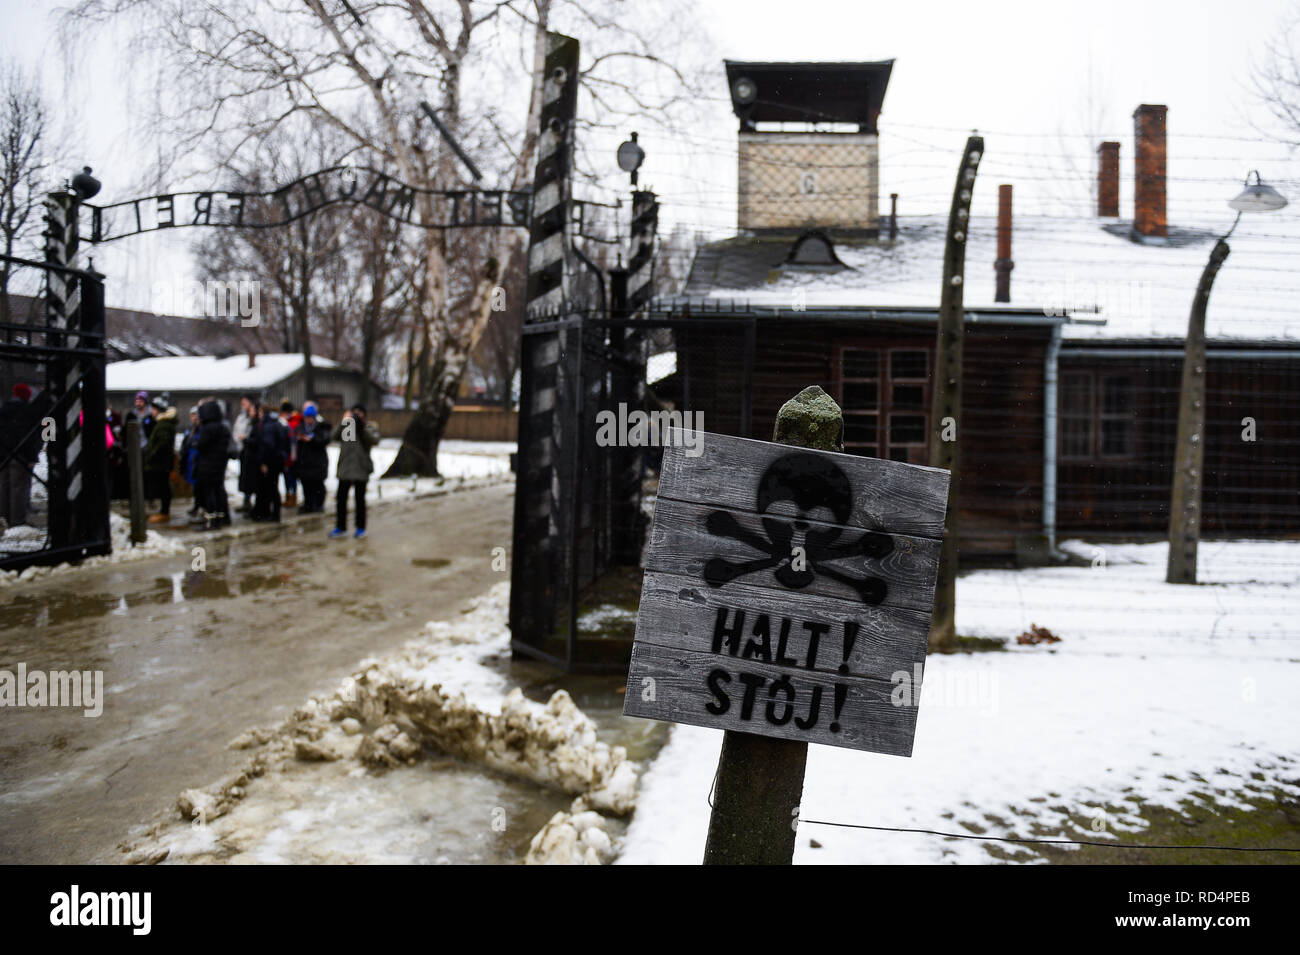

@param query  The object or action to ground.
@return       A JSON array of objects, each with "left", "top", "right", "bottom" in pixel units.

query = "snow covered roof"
[
  {"left": 647, "top": 350, "right": 677, "bottom": 384},
  {"left": 679, "top": 213, "right": 1300, "bottom": 342},
  {"left": 106, "top": 353, "right": 341, "bottom": 393}
]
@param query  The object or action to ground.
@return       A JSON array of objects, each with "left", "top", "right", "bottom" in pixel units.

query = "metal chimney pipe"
[{"left": 994, "top": 184, "right": 1013, "bottom": 303}]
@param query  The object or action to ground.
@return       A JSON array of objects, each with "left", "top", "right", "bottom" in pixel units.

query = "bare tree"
[
  {"left": 63, "top": 0, "right": 707, "bottom": 474},
  {"left": 1255, "top": 5, "right": 1300, "bottom": 147},
  {"left": 193, "top": 119, "right": 357, "bottom": 396},
  {"left": 0, "top": 63, "right": 53, "bottom": 325},
  {"left": 473, "top": 251, "right": 525, "bottom": 407}
]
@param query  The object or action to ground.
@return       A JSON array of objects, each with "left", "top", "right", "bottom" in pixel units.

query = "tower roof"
[{"left": 724, "top": 60, "right": 894, "bottom": 131}]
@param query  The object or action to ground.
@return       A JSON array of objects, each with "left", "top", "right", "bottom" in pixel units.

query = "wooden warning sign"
[{"left": 623, "top": 430, "right": 950, "bottom": 757}]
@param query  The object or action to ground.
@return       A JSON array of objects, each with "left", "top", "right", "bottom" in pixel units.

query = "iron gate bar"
[{"left": 0, "top": 253, "right": 109, "bottom": 571}]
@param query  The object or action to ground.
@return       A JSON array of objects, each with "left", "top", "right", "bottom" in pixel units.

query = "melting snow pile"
[{"left": 119, "top": 582, "right": 636, "bottom": 864}]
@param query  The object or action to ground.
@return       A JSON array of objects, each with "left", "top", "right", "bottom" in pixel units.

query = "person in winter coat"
[
  {"left": 193, "top": 399, "right": 233, "bottom": 529},
  {"left": 0, "top": 382, "right": 49, "bottom": 528},
  {"left": 280, "top": 399, "right": 301, "bottom": 508},
  {"left": 252, "top": 405, "right": 290, "bottom": 522},
  {"left": 143, "top": 393, "right": 179, "bottom": 523},
  {"left": 330, "top": 404, "right": 379, "bottom": 539},
  {"left": 233, "top": 394, "right": 257, "bottom": 511},
  {"left": 107, "top": 407, "right": 127, "bottom": 499},
  {"left": 237, "top": 402, "right": 261, "bottom": 513},
  {"left": 181, "top": 407, "right": 201, "bottom": 516},
  {"left": 293, "top": 402, "right": 331, "bottom": 513}
]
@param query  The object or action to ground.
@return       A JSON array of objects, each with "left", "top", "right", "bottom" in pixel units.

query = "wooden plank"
[
  {"left": 623, "top": 641, "right": 918, "bottom": 757},
  {"left": 644, "top": 497, "right": 942, "bottom": 614},
  {"left": 633, "top": 570, "right": 929, "bottom": 683},
  {"left": 659, "top": 429, "right": 950, "bottom": 540}
]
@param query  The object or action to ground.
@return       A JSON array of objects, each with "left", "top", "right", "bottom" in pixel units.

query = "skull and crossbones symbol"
[{"left": 701, "top": 453, "right": 894, "bottom": 606}]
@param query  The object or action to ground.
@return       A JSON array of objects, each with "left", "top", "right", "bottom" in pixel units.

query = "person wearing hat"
[
  {"left": 293, "top": 402, "right": 331, "bottom": 513},
  {"left": 143, "top": 392, "right": 178, "bottom": 523},
  {"left": 193, "top": 398, "right": 233, "bottom": 530},
  {"left": 0, "top": 382, "right": 47, "bottom": 529},
  {"left": 129, "top": 391, "right": 154, "bottom": 447}
]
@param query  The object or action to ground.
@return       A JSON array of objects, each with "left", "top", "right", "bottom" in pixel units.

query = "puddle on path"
[{"left": 410, "top": 558, "right": 452, "bottom": 570}]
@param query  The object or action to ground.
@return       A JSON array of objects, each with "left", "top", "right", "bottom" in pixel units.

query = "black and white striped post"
[
  {"left": 42, "top": 188, "right": 84, "bottom": 551},
  {"left": 607, "top": 188, "right": 658, "bottom": 562},
  {"left": 626, "top": 189, "right": 657, "bottom": 314},
  {"left": 510, "top": 31, "right": 581, "bottom": 661},
  {"left": 524, "top": 32, "right": 580, "bottom": 319}
]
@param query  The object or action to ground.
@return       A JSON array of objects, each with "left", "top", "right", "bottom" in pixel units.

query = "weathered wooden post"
[
  {"left": 1165, "top": 239, "right": 1228, "bottom": 584},
  {"left": 623, "top": 386, "right": 949, "bottom": 866},
  {"left": 703, "top": 386, "right": 841, "bottom": 864},
  {"left": 928, "top": 136, "right": 983, "bottom": 653},
  {"left": 125, "top": 418, "right": 146, "bottom": 544}
]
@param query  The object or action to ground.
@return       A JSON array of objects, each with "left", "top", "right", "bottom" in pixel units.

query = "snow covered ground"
[
  {"left": 1, "top": 440, "right": 513, "bottom": 584},
  {"left": 0, "top": 512, "right": 185, "bottom": 587},
  {"left": 216, "top": 438, "right": 514, "bottom": 505},
  {"left": 619, "top": 540, "right": 1300, "bottom": 864}
]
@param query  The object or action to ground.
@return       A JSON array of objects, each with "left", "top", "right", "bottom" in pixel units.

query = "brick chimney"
[
  {"left": 994, "top": 184, "right": 1013, "bottom": 303},
  {"left": 1097, "top": 141, "right": 1120, "bottom": 217},
  {"left": 1132, "top": 105, "right": 1167, "bottom": 239}
]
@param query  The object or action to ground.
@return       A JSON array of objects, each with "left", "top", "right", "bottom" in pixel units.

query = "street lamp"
[
  {"left": 1166, "top": 171, "right": 1288, "bottom": 584},
  {"left": 616, "top": 131, "right": 645, "bottom": 187}
]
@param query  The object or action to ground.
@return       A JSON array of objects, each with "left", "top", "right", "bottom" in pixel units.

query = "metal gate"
[{"left": 0, "top": 249, "right": 110, "bottom": 570}]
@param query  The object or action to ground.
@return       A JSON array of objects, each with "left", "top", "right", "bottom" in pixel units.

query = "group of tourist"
[{"left": 125, "top": 391, "right": 380, "bottom": 537}]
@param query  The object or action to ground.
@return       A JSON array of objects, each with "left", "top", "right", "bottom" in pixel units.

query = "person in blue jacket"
[
  {"left": 181, "top": 406, "right": 201, "bottom": 518},
  {"left": 293, "top": 402, "right": 332, "bottom": 513}
]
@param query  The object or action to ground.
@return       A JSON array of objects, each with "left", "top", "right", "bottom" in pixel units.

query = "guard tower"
[{"left": 725, "top": 60, "right": 893, "bottom": 236}]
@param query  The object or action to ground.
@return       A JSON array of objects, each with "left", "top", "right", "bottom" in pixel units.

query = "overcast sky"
[{"left": 3, "top": 0, "right": 1297, "bottom": 311}]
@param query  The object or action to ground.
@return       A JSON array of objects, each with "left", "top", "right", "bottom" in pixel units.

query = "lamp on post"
[{"left": 1166, "top": 171, "right": 1287, "bottom": 584}]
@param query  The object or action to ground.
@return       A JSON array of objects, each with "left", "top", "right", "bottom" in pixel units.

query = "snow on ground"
[
  {"left": 0, "top": 513, "right": 185, "bottom": 587},
  {"left": 1, "top": 440, "right": 512, "bottom": 584},
  {"left": 218, "top": 438, "right": 513, "bottom": 505},
  {"left": 122, "top": 582, "right": 635, "bottom": 865},
  {"left": 619, "top": 540, "right": 1300, "bottom": 864}
]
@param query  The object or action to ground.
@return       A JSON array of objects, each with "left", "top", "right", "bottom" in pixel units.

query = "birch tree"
[{"left": 63, "top": 0, "right": 706, "bottom": 473}]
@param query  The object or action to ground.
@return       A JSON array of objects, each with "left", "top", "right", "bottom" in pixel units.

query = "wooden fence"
[{"left": 371, "top": 404, "right": 517, "bottom": 442}]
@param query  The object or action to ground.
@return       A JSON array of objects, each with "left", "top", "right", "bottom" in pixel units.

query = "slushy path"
[{"left": 0, "top": 482, "right": 514, "bottom": 863}]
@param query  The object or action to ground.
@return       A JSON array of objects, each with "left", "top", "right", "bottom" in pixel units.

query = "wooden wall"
[
  {"left": 1058, "top": 353, "right": 1300, "bottom": 536},
  {"left": 680, "top": 318, "right": 1052, "bottom": 562}
]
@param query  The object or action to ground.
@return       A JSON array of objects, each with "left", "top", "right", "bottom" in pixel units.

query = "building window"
[
  {"left": 840, "top": 348, "right": 879, "bottom": 458},
  {"left": 1060, "top": 372, "right": 1093, "bottom": 459},
  {"left": 886, "top": 349, "right": 929, "bottom": 463},
  {"left": 836, "top": 344, "right": 930, "bottom": 463},
  {"left": 1059, "top": 371, "right": 1135, "bottom": 460},
  {"left": 1099, "top": 375, "right": 1135, "bottom": 458}
]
